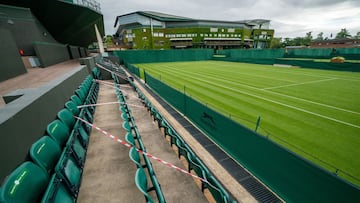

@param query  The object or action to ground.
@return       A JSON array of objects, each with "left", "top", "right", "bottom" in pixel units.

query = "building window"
[
  {"left": 143, "top": 29, "right": 146, "bottom": 32},
  {"left": 210, "top": 28, "right": 218, "bottom": 32},
  {"left": 159, "top": 32, "right": 164, "bottom": 37},
  {"left": 228, "top": 28, "right": 235, "bottom": 33}
]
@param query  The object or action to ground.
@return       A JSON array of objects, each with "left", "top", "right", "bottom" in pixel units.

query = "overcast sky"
[{"left": 97, "top": 0, "right": 360, "bottom": 39}]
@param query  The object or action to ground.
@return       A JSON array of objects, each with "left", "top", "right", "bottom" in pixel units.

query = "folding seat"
[
  {"left": 176, "top": 139, "right": 188, "bottom": 159},
  {"left": 187, "top": 152, "right": 209, "bottom": 191},
  {"left": 135, "top": 167, "right": 155, "bottom": 203},
  {"left": 129, "top": 147, "right": 146, "bottom": 168},
  {"left": 30, "top": 136, "right": 61, "bottom": 174},
  {"left": 65, "top": 101, "right": 80, "bottom": 116},
  {"left": 57, "top": 109, "right": 76, "bottom": 129},
  {"left": 41, "top": 174, "right": 76, "bottom": 203},
  {"left": 47, "top": 119, "right": 71, "bottom": 148},
  {"left": 0, "top": 161, "right": 49, "bottom": 202},
  {"left": 205, "top": 175, "right": 232, "bottom": 203},
  {"left": 125, "top": 132, "right": 136, "bottom": 146},
  {"left": 70, "top": 95, "right": 82, "bottom": 106},
  {"left": 165, "top": 127, "right": 177, "bottom": 146},
  {"left": 122, "top": 121, "right": 133, "bottom": 132},
  {"left": 47, "top": 119, "right": 86, "bottom": 168},
  {"left": 55, "top": 151, "right": 83, "bottom": 197}
]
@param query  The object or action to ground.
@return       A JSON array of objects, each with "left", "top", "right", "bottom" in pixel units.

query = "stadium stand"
[{"left": 0, "top": 67, "right": 100, "bottom": 202}]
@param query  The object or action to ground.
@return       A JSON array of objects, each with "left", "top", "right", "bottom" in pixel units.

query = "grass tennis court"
[{"left": 136, "top": 60, "right": 360, "bottom": 185}]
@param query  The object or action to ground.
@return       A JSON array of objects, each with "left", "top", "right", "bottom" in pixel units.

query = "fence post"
[
  {"left": 255, "top": 116, "right": 261, "bottom": 132},
  {"left": 183, "top": 85, "right": 186, "bottom": 116}
]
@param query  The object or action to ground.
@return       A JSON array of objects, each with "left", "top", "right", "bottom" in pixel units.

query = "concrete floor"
[
  {"left": 77, "top": 81, "right": 208, "bottom": 202},
  {"left": 0, "top": 60, "right": 80, "bottom": 107}
]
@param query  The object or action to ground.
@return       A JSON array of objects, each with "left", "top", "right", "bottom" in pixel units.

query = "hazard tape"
[
  {"left": 77, "top": 101, "right": 144, "bottom": 109},
  {"left": 74, "top": 116, "right": 209, "bottom": 184}
]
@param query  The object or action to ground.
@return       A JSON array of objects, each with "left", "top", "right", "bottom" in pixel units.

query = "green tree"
[
  {"left": 270, "top": 37, "right": 282, "bottom": 48},
  {"left": 336, "top": 28, "right": 351, "bottom": 39},
  {"left": 316, "top": 32, "right": 324, "bottom": 40},
  {"left": 354, "top": 31, "right": 360, "bottom": 39}
]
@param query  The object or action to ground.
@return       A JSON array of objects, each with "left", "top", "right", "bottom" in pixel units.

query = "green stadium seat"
[
  {"left": 55, "top": 151, "right": 83, "bottom": 196},
  {"left": 123, "top": 121, "right": 132, "bottom": 132},
  {"left": 176, "top": 139, "right": 188, "bottom": 159},
  {"left": 57, "top": 109, "right": 76, "bottom": 129},
  {"left": 30, "top": 136, "right": 61, "bottom": 174},
  {"left": 129, "top": 147, "right": 146, "bottom": 168},
  {"left": 41, "top": 174, "right": 76, "bottom": 203},
  {"left": 47, "top": 119, "right": 86, "bottom": 168},
  {"left": 0, "top": 161, "right": 49, "bottom": 202},
  {"left": 47, "top": 119, "right": 71, "bottom": 147},
  {"left": 206, "top": 175, "right": 231, "bottom": 203},
  {"left": 135, "top": 167, "right": 155, "bottom": 203},
  {"left": 125, "top": 132, "right": 136, "bottom": 146},
  {"left": 187, "top": 152, "right": 208, "bottom": 191},
  {"left": 70, "top": 95, "right": 82, "bottom": 106},
  {"left": 65, "top": 101, "right": 80, "bottom": 116}
]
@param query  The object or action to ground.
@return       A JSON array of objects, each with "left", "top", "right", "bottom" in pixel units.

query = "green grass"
[{"left": 136, "top": 60, "right": 360, "bottom": 186}]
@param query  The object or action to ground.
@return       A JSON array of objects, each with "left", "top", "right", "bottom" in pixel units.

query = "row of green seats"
[
  {"left": 113, "top": 78, "right": 165, "bottom": 203},
  {"left": 129, "top": 78, "right": 236, "bottom": 203},
  {"left": 0, "top": 72, "right": 100, "bottom": 203}
]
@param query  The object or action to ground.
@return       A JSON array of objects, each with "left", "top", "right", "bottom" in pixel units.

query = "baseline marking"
[{"left": 262, "top": 78, "right": 338, "bottom": 90}]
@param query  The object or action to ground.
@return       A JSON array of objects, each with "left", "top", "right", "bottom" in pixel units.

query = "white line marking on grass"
[
  {"left": 262, "top": 78, "right": 338, "bottom": 90},
  {"left": 161, "top": 68, "right": 360, "bottom": 129},
  {"left": 173, "top": 69, "right": 360, "bottom": 115}
]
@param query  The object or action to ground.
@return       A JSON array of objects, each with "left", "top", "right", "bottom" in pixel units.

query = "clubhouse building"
[{"left": 114, "top": 11, "right": 274, "bottom": 50}]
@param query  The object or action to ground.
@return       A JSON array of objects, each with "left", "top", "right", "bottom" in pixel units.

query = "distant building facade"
[
  {"left": 114, "top": 11, "right": 274, "bottom": 50},
  {"left": 311, "top": 38, "right": 360, "bottom": 48}
]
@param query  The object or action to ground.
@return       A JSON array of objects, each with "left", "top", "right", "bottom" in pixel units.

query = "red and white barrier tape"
[
  {"left": 77, "top": 101, "right": 144, "bottom": 109},
  {"left": 74, "top": 116, "right": 209, "bottom": 184}
]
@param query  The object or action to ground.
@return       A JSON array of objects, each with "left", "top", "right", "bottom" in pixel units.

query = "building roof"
[{"left": 114, "top": 11, "right": 271, "bottom": 29}]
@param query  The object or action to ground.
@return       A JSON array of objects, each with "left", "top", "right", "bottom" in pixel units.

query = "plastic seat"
[
  {"left": 41, "top": 174, "right": 76, "bottom": 203},
  {"left": 123, "top": 121, "right": 132, "bottom": 132},
  {"left": 55, "top": 151, "right": 83, "bottom": 196},
  {"left": 0, "top": 161, "right": 49, "bottom": 202},
  {"left": 30, "top": 136, "right": 61, "bottom": 174},
  {"left": 125, "top": 132, "right": 136, "bottom": 146},
  {"left": 129, "top": 147, "right": 146, "bottom": 168},
  {"left": 57, "top": 109, "right": 76, "bottom": 129},
  {"left": 65, "top": 101, "right": 80, "bottom": 116},
  {"left": 206, "top": 175, "right": 231, "bottom": 203},
  {"left": 135, "top": 167, "right": 155, "bottom": 203},
  {"left": 70, "top": 95, "right": 82, "bottom": 106},
  {"left": 47, "top": 119, "right": 71, "bottom": 147}
]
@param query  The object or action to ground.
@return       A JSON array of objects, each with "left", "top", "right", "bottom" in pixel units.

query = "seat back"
[
  {"left": 129, "top": 147, "right": 142, "bottom": 168},
  {"left": 0, "top": 162, "right": 49, "bottom": 202},
  {"left": 70, "top": 95, "right": 82, "bottom": 106},
  {"left": 125, "top": 132, "right": 135, "bottom": 146},
  {"left": 57, "top": 109, "right": 75, "bottom": 128},
  {"left": 65, "top": 101, "right": 80, "bottom": 116},
  {"left": 47, "top": 119, "right": 70, "bottom": 147},
  {"left": 206, "top": 175, "right": 230, "bottom": 203},
  {"left": 41, "top": 174, "right": 75, "bottom": 203},
  {"left": 30, "top": 136, "right": 61, "bottom": 174},
  {"left": 55, "top": 152, "right": 82, "bottom": 196},
  {"left": 135, "top": 168, "right": 154, "bottom": 203}
]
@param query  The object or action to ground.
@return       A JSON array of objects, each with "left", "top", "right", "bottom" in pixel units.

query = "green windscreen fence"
[
  {"left": 113, "top": 49, "right": 214, "bottom": 64},
  {"left": 144, "top": 72, "right": 360, "bottom": 202},
  {"left": 286, "top": 47, "right": 360, "bottom": 59}
]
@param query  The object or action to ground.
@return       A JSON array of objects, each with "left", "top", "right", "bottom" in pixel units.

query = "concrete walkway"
[{"left": 78, "top": 81, "right": 207, "bottom": 202}]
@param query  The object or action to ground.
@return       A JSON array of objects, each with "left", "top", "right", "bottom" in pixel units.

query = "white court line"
[
  {"left": 262, "top": 78, "right": 338, "bottom": 90},
  {"left": 166, "top": 68, "right": 360, "bottom": 115},
  {"left": 159, "top": 68, "right": 360, "bottom": 129}
]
